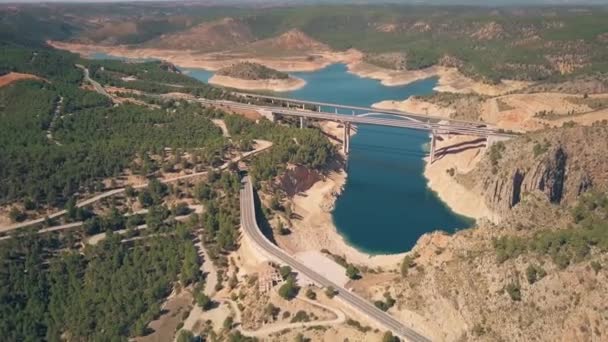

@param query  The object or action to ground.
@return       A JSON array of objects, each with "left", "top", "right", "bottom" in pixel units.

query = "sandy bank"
[
  {"left": 208, "top": 74, "right": 306, "bottom": 92},
  {"left": 372, "top": 97, "right": 455, "bottom": 118},
  {"left": 349, "top": 61, "right": 530, "bottom": 96},
  {"left": 49, "top": 41, "right": 361, "bottom": 73},
  {"left": 278, "top": 168, "right": 405, "bottom": 270},
  {"left": 275, "top": 121, "right": 406, "bottom": 269},
  {"left": 375, "top": 91, "right": 608, "bottom": 132},
  {"left": 347, "top": 62, "right": 441, "bottom": 87},
  {"left": 423, "top": 134, "right": 495, "bottom": 221}
]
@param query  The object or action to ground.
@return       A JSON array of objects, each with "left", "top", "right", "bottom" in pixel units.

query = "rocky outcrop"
[
  {"left": 278, "top": 165, "right": 322, "bottom": 197},
  {"left": 462, "top": 125, "right": 608, "bottom": 220}
]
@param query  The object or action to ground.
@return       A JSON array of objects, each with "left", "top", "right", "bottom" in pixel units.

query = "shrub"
[
  {"left": 325, "top": 286, "right": 337, "bottom": 298},
  {"left": 505, "top": 282, "right": 522, "bottom": 301},
  {"left": 279, "top": 265, "right": 292, "bottom": 280},
  {"left": 290, "top": 310, "right": 311, "bottom": 323},
  {"left": 278, "top": 275, "right": 299, "bottom": 300},
  {"left": 346, "top": 264, "right": 360, "bottom": 280},
  {"left": 305, "top": 288, "right": 317, "bottom": 300},
  {"left": 526, "top": 264, "right": 547, "bottom": 284}
]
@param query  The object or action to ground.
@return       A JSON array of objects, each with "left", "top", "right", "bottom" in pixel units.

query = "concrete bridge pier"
[
  {"left": 299, "top": 116, "right": 306, "bottom": 129},
  {"left": 429, "top": 130, "right": 436, "bottom": 164},
  {"left": 343, "top": 122, "right": 351, "bottom": 155}
]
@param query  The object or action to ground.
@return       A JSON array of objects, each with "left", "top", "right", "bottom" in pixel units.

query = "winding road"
[
  {"left": 0, "top": 141, "right": 272, "bottom": 235},
  {"left": 239, "top": 176, "right": 430, "bottom": 342}
]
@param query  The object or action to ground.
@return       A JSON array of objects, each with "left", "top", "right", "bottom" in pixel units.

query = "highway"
[
  {"left": 236, "top": 92, "right": 479, "bottom": 125},
  {"left": 240, "top": 176, "right": 431, "bottom": 342},
  {"left": 198, "top": 98, "right": 515, "bottom": 138}
]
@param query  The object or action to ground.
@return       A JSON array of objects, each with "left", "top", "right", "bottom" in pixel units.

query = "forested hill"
[
  {"left": 0, "top": 40, "right": 336, "bottom": 341},
  {"left": 0, "top": 44, "right": 226, "bottom": 210}
]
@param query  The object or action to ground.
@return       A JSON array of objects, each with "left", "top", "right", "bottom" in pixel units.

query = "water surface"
[{"left": 180, "top": 63, "right": 473, "bottom": 253}]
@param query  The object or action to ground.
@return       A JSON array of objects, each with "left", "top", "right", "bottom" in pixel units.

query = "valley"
[{"left": 1, "top": 2, "right": 608, "bottom": 342}]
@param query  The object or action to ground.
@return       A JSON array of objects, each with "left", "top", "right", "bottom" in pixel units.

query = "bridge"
[
  {"left": 240, "top": 175, "right": 431, "bottom": 342},
  {"left": 197, "top": 93, "right": 516, "bottom": 162}
]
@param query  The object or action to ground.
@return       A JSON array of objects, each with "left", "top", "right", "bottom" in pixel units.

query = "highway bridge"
[
  {"left": 197, "top": 94, "right": 516, "bottom": 160},
  {"left": 240, "top": 176, "right": 431, "bottom": 342}
]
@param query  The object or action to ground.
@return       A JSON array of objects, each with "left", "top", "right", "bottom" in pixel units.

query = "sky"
[{"left": 1, "top": 0, "right": 607, "bottom": 4}]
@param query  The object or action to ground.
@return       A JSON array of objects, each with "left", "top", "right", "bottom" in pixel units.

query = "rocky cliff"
[{"left": 460, "top": 124, "right": 608, "bottom": 221}]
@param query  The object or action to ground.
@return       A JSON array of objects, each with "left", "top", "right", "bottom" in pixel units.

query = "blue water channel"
[
  {"left": 91, "top": 53, "right": 472, "bottom": 253},
  {"left": 191, "top": 63, "right": 474, "bottom": 253}
]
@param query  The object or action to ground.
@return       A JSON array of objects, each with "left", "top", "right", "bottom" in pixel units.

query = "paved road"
[
  {"left": 239, "top": 176, "right": 431, "bottom": 342},
  {"left": 0, "top": 142, "right": 272, "bottom": 234},
  {"left": 199, "top": 98, "right": 514, "bottom": 138},
  {"left": 76, "top": 64, "right": 111, "bottom": 98}
]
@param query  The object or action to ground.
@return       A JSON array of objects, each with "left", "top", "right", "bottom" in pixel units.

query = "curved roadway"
[{"left": 239, "top": 176, "right": 430, "bottom": 342}]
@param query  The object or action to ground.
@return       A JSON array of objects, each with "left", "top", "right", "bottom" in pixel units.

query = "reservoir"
[
  {"left": 91, "top": 54, "right": 472, "bottom": 254},
  {"left": 184, "top": 63, "right": 472, "bottom": 253}
]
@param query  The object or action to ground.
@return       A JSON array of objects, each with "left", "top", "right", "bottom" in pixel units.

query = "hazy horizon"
[{"left": 2, "top": 0, "right": 608, "bottom": 5}]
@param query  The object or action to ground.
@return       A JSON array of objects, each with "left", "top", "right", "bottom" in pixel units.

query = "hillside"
[
  {"left": 210, "top": 62, "right": 305, "bottom": 91},
  {"left": 147, "top": 17, "right": 255, "bottom": 52},
  {"left": 26, "top": 3, "right": 608, "bottom": 84},
  {"left": 238, "top": 28, "right": 331, "bottom": 56},
  {"left": 216, "top": 62, "right": 288, "bottom": 80},
  {"left": 461, "top": 125, "right": 608, "bottom": 222},
  {"left": 353, "top": 124, "right": 608, "bottom": 341}
]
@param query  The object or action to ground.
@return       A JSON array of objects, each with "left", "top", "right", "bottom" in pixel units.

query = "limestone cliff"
[
  {"left": 460, "top": 124, "right": 608, "bottom": 221},
  {"left": 368, "top": 124, "right": 608, "bottom": 341}
]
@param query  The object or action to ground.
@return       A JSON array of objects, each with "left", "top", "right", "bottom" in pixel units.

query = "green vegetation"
[
  {"left": 505, "top": 282, "right": 522, "bottom": 301},
  {"left": 86, "top": 59, "right": 228, "bottom": 98},
  {"left": 278, "top": 274, "right": 300, "bottom": 300},
  {"left": 374, "top": 292, "right": 396, "bottom": 312},
  {"left": 217, "top": 62, "right": 289, "bottom": 80},
  {"left": 198, "top": 171, "right": 242, "bottom": 259},
  {"left": 345, "top": 318, "right": 372, "bottom": 333},
  {"left": 264, "top": 303, "right": 280, "bottom": 321},
  {"left": 177, "top": 330, "right": 197, "bottom": 342},
  {"left": 525, "top": 264, "right": 547, "bottom": 284},
  {"left": 382, "top": 331, "right": 400, "bottom": 342},
  {"left": 290, "top": 310, "right": 311, "bottom": 323},
  {"left": 0, "top": 220, "right": 199, "bottom": 340},
  {"left": 346, "top": 264, "right": 361, "bottom": 280},
  {"left": 0, "top": 45, "right": 227, "bottom": 209},
  {"left": 494, "top": 191, "right": 608, "bottom": 269},
  {"left": 305, "top": 288, "right": 317, "bottom": 300},
  {"left": 325, "top": 286, "right": 337, "bottom": 298},
  {"left": 533, "top": 140, "right": 551, "bottom": 157},
  {"left": 279, "top": 265, "right": 293, "bottom": 280},
  {"left": 400, "top": 255, "right": 415, "bottom": 277},
  {"left": 224, "top": 114, "right": 335, "bottom": 182},
  {"left": 488, "top": 141, "right": 505, "bottom": 174}
]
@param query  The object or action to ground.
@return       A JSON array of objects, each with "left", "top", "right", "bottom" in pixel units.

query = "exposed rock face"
[
  {"left": 279, "top": 165, "right": 322, "bottom": 197},
  {"left": 462, "top": 125, "right": 608, "bottom": 220},
  {"left": 484, "top": 146, "right": 566, "bottom": 212}
]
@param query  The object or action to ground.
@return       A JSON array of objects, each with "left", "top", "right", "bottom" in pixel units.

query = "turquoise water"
[
  {"left": 180, "top": 68, "right": 214, "bottom": 82},
  {"left": 89, "top": 52, "right": 158, "bottom": 63},
  {"left": 93, "top": 55, "right": 471, "bottom": 253},
  {"left": 288, "top": 64, "right": 472, "bottom": 253}
]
